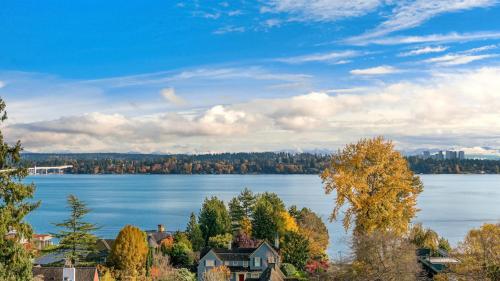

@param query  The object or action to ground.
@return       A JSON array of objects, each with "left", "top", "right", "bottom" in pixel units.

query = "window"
[
  {"left": 205, "top": 260, "right": 215, "bottom": 267},
  {"left": 232, "top": 260, "right": 238, "bottom": 266},
  {"left": 254, "top": 257, "right": 261, "bottom": 267},
  {"left": 243, "top": 260, "right": 249, "bottom": 267},
  {"left": 224, "top": 261, "right": 230, "bottom": 266},
  {"left": 251, "top": 272, "right": 260, "bottom": 278}
]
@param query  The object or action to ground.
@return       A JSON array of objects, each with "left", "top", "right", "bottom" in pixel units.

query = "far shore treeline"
[{"left": 21, "top": 152, "right": 500, "bottom": 174}]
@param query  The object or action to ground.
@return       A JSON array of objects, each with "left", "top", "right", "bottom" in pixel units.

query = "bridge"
[{"left": 28, "top": 165, "right": 73, "bottom": 175}]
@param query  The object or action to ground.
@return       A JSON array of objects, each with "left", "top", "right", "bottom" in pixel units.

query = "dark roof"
[
  {"left": 212, "top": 247, "right": 256, "bottom": 261},
  {"left": 33, "top": 252, "right": 66, "bottom": 265},
  {"left": 146, "top": 230, "right": 173, "bottom": 246},
  {"left": 32, "top": 267, "right": 97, "bottom": 281}
]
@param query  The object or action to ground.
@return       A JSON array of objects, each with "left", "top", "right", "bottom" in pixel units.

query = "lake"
[{"left": 25, "top": 174, "right": 500, "bottom": 259}]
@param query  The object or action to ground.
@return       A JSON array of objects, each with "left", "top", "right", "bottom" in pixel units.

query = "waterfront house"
[
  {"left": 198, "top": 240, "right": 293, "bottom": 281},
  {"left": 145, "top": 224, "right": 173, "bottom": 249},
  {"left": 32, "top": 266, "right": 99, "bottom": 281},
  {"left": 417, "top": 248, "right": 459, "bottom": 278}
]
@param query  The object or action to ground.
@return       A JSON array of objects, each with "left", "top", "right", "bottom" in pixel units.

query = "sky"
[{"left": 1, "top": 0, "right": 500, "bottom": 155}]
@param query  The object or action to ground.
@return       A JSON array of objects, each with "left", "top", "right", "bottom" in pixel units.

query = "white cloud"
[
  {"left": 161, "top": 88, "right": 187, "bottom": 106},
  {"left": 0, "top": 81, "right": 5, "bottom": 88},
  {"left": 7, "top": 67, "right": 500, "bottom": 153},
  {"left": 275, "top": 50, "right": 360, "bottom": 64},
  {"left": 350, "top": 65, "right": 399, "bottom": 75},
  {"left": 213, "top": 25, "right": 245, "bottom": 34},
  {"left": 347, "top": 31, "right": 500, "bottom": 45},
  {"left": 351, "top": 0, "right": 498, "bottom": 41},
  {"left": 399, "top": 46, "right": 448, "bottom": 57},
  {"left": 262, "top": 0, "right": 382, "bottom": 22},
  {"left": 425, "top": 54, "right": 498, "bottom": 65}
]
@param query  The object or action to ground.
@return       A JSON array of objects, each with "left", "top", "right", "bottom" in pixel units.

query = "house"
[
  {"left": 198, "top": 240, "right": 292, "bottom": 281},
  {"left": 87, "top": 239, "right": 115, "bottom": 263},
  {"left": 32, "top": 234, "right": 53, "bottom": 250},
  {"left": 32, "top": 266, "right": 99, "bottom": 281},
  {"left": 417, "top": 248, "right": 459, "bottom": 278},
  {"left": 145, "top": 224, "right": 173, "bottom": 248}
]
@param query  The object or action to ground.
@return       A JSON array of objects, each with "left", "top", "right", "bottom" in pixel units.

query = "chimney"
[
  {"left": 274, "top": 233, "right": 279, "bottom": 249},
  {"left": 63, "top": 267, "right": 76, "bottom": 281},
  {"left": 158, "top": 224, "right": 165, "bottom": 233}
]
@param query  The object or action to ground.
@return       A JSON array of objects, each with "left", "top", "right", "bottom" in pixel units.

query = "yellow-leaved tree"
[
  {"left": 109, "top": 225, "right": 149, "bottom": 279},
  {"left": 321, "top": 137, "right": 423, "bottom": 235}
]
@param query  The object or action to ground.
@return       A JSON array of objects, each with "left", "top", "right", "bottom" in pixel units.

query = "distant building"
[
  {"left": 445, "top": 151, "right": 457, "bottom": 160},
  {"left": 145, "top": 224, "right": 173, "bottom": 248},
  {"left": 436, "top": 151, "right": 444, "bottom": 160},
  {"left": 458, "top": 151, "right": 465, "bottom": 160},
  {"left": 422, "top": 151, "right": 431, "bottom": 159},
  {"left": 32, "top": 234, "right": 53, "bottom": 250}
]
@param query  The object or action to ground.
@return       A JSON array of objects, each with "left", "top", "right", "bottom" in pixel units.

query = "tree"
[
  {"left": 0, "top": 99, "right": 39, "bottom": 281},
  {"left": 409, "top": 223, "right": 439, "bottom": 251},
  {"left": 228, "top": 197, "right": 244, "bottom": 233},
  {"left": 237, "top": 188, "right": 256, "bottom": 217},
  {"left": 52, "top": 194, "right": 98, "bottom": 265},
  {"left": 170, "top": 242, "right": 194, "bottom": 268},
  {"left": 208, "top": 234, "right": 233, "bottom": 249},
  {"left": 352, "top": 231, "right": 421, "bottom": 281},
  {"left": 450, "top": 223, "right": 500, "bottom": 281},
  {"left": 293, "top": 207, "right": 329, "bottom": 259},
  {"left": 252, "top": 193, "right": 286, "bottom": 242},
  {"left": 203, "top": 265, "right": 231, "bottom": 281},
  {"left": 281, "top": 231, "right": 310, "bottom": 270},
  {"left": 321, "top": 137, "right": 423, "bottom": 235},
  {"left": 109, "top": 225, "right": 149, "bottom": 278},
  {"left": 198, "top": 197, "right": 231, "bottom": 245},
  {"left": 173, "top": 231, "right": 192, "bottom": 250},
  {"left": 186, "top": 213, "right": 204, "bottom": 251}
]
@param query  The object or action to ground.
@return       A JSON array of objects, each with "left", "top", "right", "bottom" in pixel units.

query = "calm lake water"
[{"left": 25, "top": 174, "right": 500, "bottom": 259}]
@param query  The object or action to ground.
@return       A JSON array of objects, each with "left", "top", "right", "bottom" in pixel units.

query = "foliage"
[
  {"left": 176, "top": 268, "right": 196, "bottom": 281},
  {"left": 450, "top": 223, "right": 500, "bottom": 281},
  {"left": 409, "top": 223, "right": 439, "bottom": 251},
  {"left": 252, "top": 192, "right": 286, "bottom": 242},
  {"left": 198, "top": 197, "right": 231, "bottom": 245},
  {"left": 228, "top": 197, "right": 244, "bottom": 233},
  {"left": 186, "top": 213, "right": 204, "bottom": 251},
  {"left": 237, "top": 188, "right": 256, "bottom": 217},
  {"left": 100, "top": 270, "right": 116, "bottom": 281},
  {"left": 352, "top": 231, "right": 421, "bottom": 281},
  {"left": 291, "top": 206, "right": 329, "bottom": 259},
  {"left": 52, "top": 194, "right": 99, "bottom": 265},
  {"left": 169, "top": 242, "right": 194, "bottom": 268},
  {"left": 160, "top": 236, "right": 174, "bottom": 255},
  {"left": 280, "top": 263, "right": 298, "bottom": 277},
  {"left": 173, "top": 232, "right": 192, "bottom": 250},
  {"left": 208, "top": 233, "right": 233, "bottom": 249},
  {"left": 281, "top": 231, "right": 310, "bottom": 270},
  {"left": 203, "top": 265, "right": 231, "bottom": 281},
  {"left": 407, "top": 156, "right": 500, "bottom": 174},
  {"left": 109, "top": 225, "right": 149, "bottom": 278},
  {"left": 321, "top": 137, "right": 423, "bottom": 235},
  {"left": 233, "top": 232, "right": 259, "bottom": 248},
  {"left": 0, "top": 99, "right": 39, "bottom": 281},
  {"left": 240, "top": 217, "right": 252, "bottom": 236},
  {"left": 281, "top": 211, "right": 298, "bottom": 233},
  {"left": 305, "top": 259, "right": 329, "bottom": 275},
  {"left": 438, "top": 237, "right": 452, "bottom": 252}
]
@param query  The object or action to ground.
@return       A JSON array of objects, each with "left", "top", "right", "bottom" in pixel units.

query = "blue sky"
[{"left": 1, "top": 0, "right": 500, "bottom": 154}]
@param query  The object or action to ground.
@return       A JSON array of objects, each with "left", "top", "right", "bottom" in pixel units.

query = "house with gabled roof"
[{"left": 198, "top": 240, "right": 295, "bottom": 281}]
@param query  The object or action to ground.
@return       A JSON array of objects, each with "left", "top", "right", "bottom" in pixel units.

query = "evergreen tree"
[
  {"left": 281, "top": 231, "right": 310, "bottom": 270},
  {"left": 252, "top": 193, "right": 286, "bottom": 242},
  {"left": 228, "top": 197, "right": 244, "bottom": 233},
  {"left": 198, "top": 197, "right": 231, "bottom": 245},
  {"left": 186, "top": 213, "right": 204, "bottom": 251},
  {"left": 237, "top": 188, "right": 256, "bottom": 217},
  {"left": 52, "top": 194, "right": 99, "bottom": 265},
  {"left": 0, "top": 99, "right": 39, "bottom": 281}
]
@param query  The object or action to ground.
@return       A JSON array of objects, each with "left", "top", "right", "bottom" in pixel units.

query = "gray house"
[{"left": 198, "top": 241, "right": 285, "bottom": 281}]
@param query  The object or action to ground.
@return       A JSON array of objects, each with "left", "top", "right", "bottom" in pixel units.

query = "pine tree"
[
  {"left": 198, "top": 197, "right": 231, "bottom": 245},
  {"left": 186, "top": 213, "right": 204, "bottom": 251},
  {"left": 52, "top": 194, "right": 99, "bottom": 265},
  {"left": 0, "top": 99, "right": 39, "bottom": 281},
  {"left": 237, "top": 188, "right": 255, "bottom": 217},
  {"left": 228, "top": 197, "right": 244, "bottom": 233}
]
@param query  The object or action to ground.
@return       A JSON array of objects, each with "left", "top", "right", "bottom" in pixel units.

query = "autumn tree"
[
  {"left": 281, "top": 231, "right": 310, "bottom": 270},
  {"left": 352, "top": 231, "right": 422, "bottom": 281},
  {"left": 109, "top": 225, "right": 149, "bottom": 279},
  {"left": 199, "top": 197, "right": 231, "bottom": 245},
  {"left": 186, "top": 213, "right": 204, "bottom": 251},
  {"left": 321, "top": 137, "right": 423, "bottom": 235},
  {"left": 203, "top": 265, "right": 231, "bottom": 281},
  {"left": 0, "top": 99, "right": 40, "bottom": 280},
  {"left": 450, "top": 223, "right": 500, "bottom": 281},
  {"left": 290, "top": 206, "right": 329, "bottom": 259},
  {"left": 52, "top": 194, "right": 99, "bottom": 265}
]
